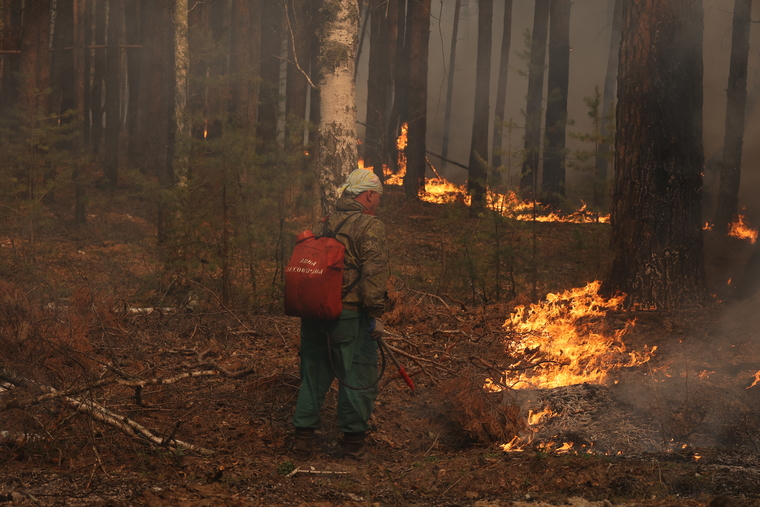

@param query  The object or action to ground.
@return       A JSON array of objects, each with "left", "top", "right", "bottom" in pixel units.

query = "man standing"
[{"left": 292, "top": 169, "right": 389, "bottom": 460}]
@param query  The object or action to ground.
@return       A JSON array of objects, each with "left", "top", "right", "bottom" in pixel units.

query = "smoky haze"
[{"left": 356, "top": 0, "right": 760, "bottom": 222}]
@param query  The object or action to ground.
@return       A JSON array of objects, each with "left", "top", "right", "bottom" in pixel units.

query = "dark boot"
[
  {"left": 343, "top": 431, "right": 369, "bottom": 460},
  {"left": 293, "top": 428, "right": 315, "bottom": 459}
]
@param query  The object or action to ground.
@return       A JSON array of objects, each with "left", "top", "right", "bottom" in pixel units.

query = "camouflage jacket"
[{"left": 317, "top": 196, "right": 389, "bottom": 318}]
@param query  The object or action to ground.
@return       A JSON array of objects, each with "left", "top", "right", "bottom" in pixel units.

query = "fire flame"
[
  {"left": 747, "top": 370, "right": 760, "bottom": 389},
  {"left": 728, "top": 215, "right": 758, "bottom": 244},
  {"left": 490, "top": 281, "right": 655, "bottom": 391}
]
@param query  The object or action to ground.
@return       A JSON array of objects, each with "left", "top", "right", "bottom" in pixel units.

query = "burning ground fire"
[{"left": 483, "top": 281, "right": 656, "bottom": 454}]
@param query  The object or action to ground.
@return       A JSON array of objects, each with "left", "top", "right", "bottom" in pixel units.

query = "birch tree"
[
  {"left": 174, "top": 0, "right": 190, "bottom": 185},
  {"left": 316, "top": 0, "right": 360, "bottom": 214}
]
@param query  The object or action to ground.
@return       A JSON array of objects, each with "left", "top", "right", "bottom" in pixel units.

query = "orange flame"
[
  {"left": 489, "top": 281, "right": 655, "bottom": 391},
  {"left": 728, "top": 215, "right": 758, "bottom": 244},
  {"left": 747, "top": 370, "right": 760, "bottom": 389}
]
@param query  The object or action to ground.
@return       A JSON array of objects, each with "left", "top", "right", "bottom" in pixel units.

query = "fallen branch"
[{"left": 286, "top": 467, "right": 351, "bottom": 478}]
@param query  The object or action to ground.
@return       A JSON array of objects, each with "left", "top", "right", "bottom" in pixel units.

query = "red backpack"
[{"left": 284, "top": 214, "right": 360, "bottom": 320}]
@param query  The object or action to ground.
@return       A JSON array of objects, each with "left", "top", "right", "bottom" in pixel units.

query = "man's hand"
[{"left": 370, "top": 318, "right": 385, "bottom": 340}]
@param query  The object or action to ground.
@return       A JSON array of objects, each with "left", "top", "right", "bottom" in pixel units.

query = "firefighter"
[{"left": 291, "top": 169, "right": 389, "bottom": 460}]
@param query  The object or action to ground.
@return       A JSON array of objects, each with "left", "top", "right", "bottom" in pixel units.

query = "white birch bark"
[{"left": 317, "top": 0, "right": 360, "bottom": 214}]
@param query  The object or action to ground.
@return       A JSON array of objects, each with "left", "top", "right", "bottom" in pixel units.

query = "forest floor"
[{"left": 1, "top": 185, "right": 760, "bottom": 507}]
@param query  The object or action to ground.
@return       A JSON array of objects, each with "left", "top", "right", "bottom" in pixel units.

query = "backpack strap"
[{"left": 322, "top": 212, "right": 372, "bottom": 299}]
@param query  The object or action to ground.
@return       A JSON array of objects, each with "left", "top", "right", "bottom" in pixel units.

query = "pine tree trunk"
[
  {"left": 541, "top": 0, "right": 571, "bottom": 207},
  {"left": 520, "top": 0, "right": 550, "bottom": 197},
  {"left": 604, "top": 0, "right": 706, "bottom": 309},
  {"left": 440, "top": 0, "right": 462, "bottom": 173},
  {"left": 403, "top": 0, "right": 430, "bottom": 200},
  {"left": 284, "top": 0, "right": 311, "bottom": 152},
  {"left": 364, "top": 0, "right": 392, "bottom": 179},
  {"left": 73, "top": 0, "right": 87, "bottom": 224},
  {"left": 714, "top": 0, "right": 752, "bottom": 235},
  {"left": 91, "top": 0, "right": 106, "bottom": 153},
  {"left": 124, "top": 0, "right": 140, "bottom": 165},
  {"left": 229, "top": 0, "right": 260, "bottom": 128},
  {"left": 1, "top": 0, "right": 22, "bottom": 118},
  {"left": 19, "top": 0, "right": 51, "bottom": 115},
  {"left": 596, "top": 0, "right": 622, "bottom": 190},
  {"left": 258, "top": 0, "right": 282, "bottom": 147},
  {"left": 467, "top": 0, "right": 493, "bottom": 213},
  {"left": 491, "top": 0, "right": 512, "bottom": 174},
  {"left": 173, "top": 0, "right": 189, "bottom": 185},
  {"left": 316, "top": 0, "right": 359, "bottom": 214},
  {"left": 104, "top": 0, "right": 122, "bottom": 188},
  {"left": 387, "top": 0, "right": 408, "bottom": 174}
]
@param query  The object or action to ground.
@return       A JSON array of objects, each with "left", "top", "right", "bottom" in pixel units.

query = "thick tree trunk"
[
  {"left": 387, "top": 0, "right": 408, "bottom": 174},
  {"left": 604, "top": 0, "right": 706, "bottom": 309},
  {"left": 316, "top": 0, "right": 359, "bottom": 214},
  {"left": 713, "top": 0, "right": 752, "bottom": 235},
  {"left": 91, "top": 0, "right": 106, "bottom": 153},
  {"left": 1, "top": 0, "right": 22, "bottom": 118},
  {"left": 229, "top": 0, "right": 260, "bottom": 128},
  {"left": 19, "top": 0, "right": 51, "bottom": 115},
  {"left": 596, "top": 0, "right": 623, "bottom": 189},
  {"left": 365, "top": 0, "right": 392, "bottom": 180},
  {"left": 467, "top": 0, "right": 493, "bottom": 213},
  {"left": 541, "top": 0, "right": 571, "bottom": 206},
  {"left": 258, "top": 0, "right": 282, "bottom": 147},
  {"left": 491, "top": 0, "right": 512, "bottom": 175},
  {"left": 519, "top": 0, "right": 550, "bottom": 197},
  {"left": 403, "top": 0, "right": 430, "bottom": 200},
  {"left": 284, "top": 0, "right": 311, "bottom": 152},
  {"left": 73, "top": 0, "right": 87, "bottom": 224},
  {"left": 104, "top": 0, "right": 122, "bottom": 188},
  {"left": 308, "top": 0, "right": 323, "bottom": 137},
  {"left": 440, "top": 0, "right": 462, "bottom": 174}
]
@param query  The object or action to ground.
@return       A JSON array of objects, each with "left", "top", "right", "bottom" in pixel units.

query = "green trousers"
[{"left": 291, "top": 310, "right": 379, "bottom": 434}]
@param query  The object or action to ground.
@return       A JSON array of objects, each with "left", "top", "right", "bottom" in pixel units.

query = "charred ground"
[{"left": 1, "top": 186, "right": 759, "bottom": 507}]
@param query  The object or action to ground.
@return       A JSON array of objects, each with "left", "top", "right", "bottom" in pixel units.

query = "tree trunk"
[
  {"left": 258, "top": 0, "right": 282, "bottom": 147},
  {"left": 440, "top": 0, "right": 462, "bottom": 173},
  {"left": 91, "top": 0, "right": 106, "bottom": 153},
  {"left": 491, "top": 0, "right": 512, "bottom": 175},
  {"left": 519, "top": 0, "right": 550, "bottom": 197},
  {"left": 308, "top": 0, "right": 323, "bottom": 138},
  {"left": 713, "top": 0, "right": 752, "bottom": 235},
  {"left": 403, "top": 0, "right": 430, "bottom": 200},
  {"left": 284, "top": 0, "right": 311, "bottom": 152},
  {"left": 604, "top": 0, "right": 706, "bottom": 309},
  {"left": 387, "top": 0, "right": 408, "bottom": 174},
  {"left": 467, "top": 0, "right": 493, "bottom": 213},
  {"left": 596, "top": 0, "right": 623, "bottom": 190},
  {"left": 541, "top": 0, "right": 571, "bottom": 207},
  {"left": 365, "top": 0, "right": 392, "bottom": 180},
  {"left": 124, "top": 0, "right": 140, "bottom": 166},
  {"left": 73, "top": 0, "right": 87, "bottom": 224},
  {"left": 173, "top": 0, "right": 189, "bottom": 186},
  {"left": 1, "top": 0, "right": 22, "bottom": 118},
  {"left": 229, "top": 0, "right": 260, "bottom": 128},
  {"left": 104, "top": 0, "right": 122, "bottom": 188},
  {"left": 19, "top": 0, "right": 51, "bottom": 115},
  {"left": 316, "top": 0, "right": 359, "bottom": 214}
]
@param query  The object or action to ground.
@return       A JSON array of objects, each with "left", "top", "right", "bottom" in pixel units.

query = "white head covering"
[{"left": 337, "top": 168, "right": 384, "bottom": 197}]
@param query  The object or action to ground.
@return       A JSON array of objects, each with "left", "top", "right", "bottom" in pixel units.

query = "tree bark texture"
[
  {"left": 605, "top": 0, "right": 706, "bottom": 309},
  {"left": 91, "top": 0, "right": 106, "bottom": 153},
  {"left": 541, "top": 0, "right": 571, "bottom": 205},
  {"left": 284, "top": 0, "right": 311, "bottom": 151},
  {"left": 124, "top": 0, "right": 140, "bottom": 165},
  {"left": 440, "top": 0, "right": 462, "bottom": 172},
  {"left": 403, "top": 0, "right": 431, "bottom": 200},
  {"left": 467, "top": 0, "right": 493, "bottom": 213},
  {"left": 317, "top": 0, "right": 359, "bottom": 214},
  {"left": 596, "top": 0, "right": 623, "bottom": 185},
  {"left": 365, "top": 0, "right": 392, "bottom": 179},
  {"left": 258, "top": 0, "right": 283, "bottom": 146},
  {"left": 73, "top": 0, "right": 87, "bottom": 224},
  {"left": 714, "top": 0, "right": 752, "bottom": 234},
  {"left": 173, "top": 0, "right": 189, "bottom": 185},
  {"left": 387, "top": 0, "right": 408, "bottom": 173},
  {"left": 19, "top": 0, "right": 51, "bottom": 115},
  {"left": 105, "top": 0, "right": 122, "bottom": 187},
  {"left": 0, "top": 0, "right": 22, "bottom": 117},
  {"left": 229, "top": 0, "right": 260, "bottom": 128},
  {"left": 520, "top": 0, "right": 550, "bottom": 196},
  {"left": 491, "top": 0, "right": 512, "bottom": 173}
]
